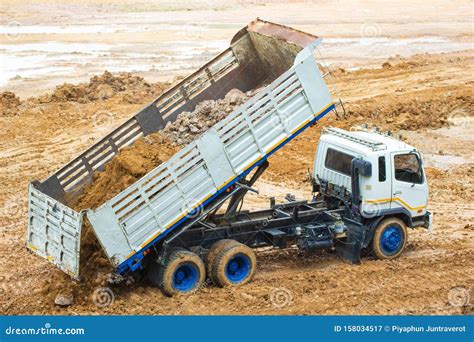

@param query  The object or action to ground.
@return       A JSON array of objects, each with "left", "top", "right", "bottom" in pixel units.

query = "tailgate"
[{"left": 26, "top": 183, "right": 83, "bottom": 278}]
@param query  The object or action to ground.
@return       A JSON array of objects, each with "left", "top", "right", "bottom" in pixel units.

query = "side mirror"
[
  {"left": 352, "top": 159, "right": 372, "bottom": 177},
  {"left": 409, "top": 151, "right": 424, "bottom": 185}
]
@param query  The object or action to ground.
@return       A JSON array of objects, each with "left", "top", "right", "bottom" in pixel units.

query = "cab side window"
[
  {"left": 324, "top": 148, "right": 354, "bottom": 176},
  {"left": 394, "top": 153, "right": 423, "bottom": 184},
  {"left": 378, "top": 156, "right": 386, "bottom": 182}
]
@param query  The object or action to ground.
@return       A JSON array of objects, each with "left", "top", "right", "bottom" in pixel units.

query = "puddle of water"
[
  {"left": 0, "top": 40, "right": 228, "bottom": 87},
  {"left": 0, "top": 31, "right": 472, "bottom": 92},
  {"left": 320, "top": 36, "right": 474, "bottom": 66},
  {"left": 0, "top": 23, "right": 191, "bottom": 35},
  {"left": 0, "top": 42, "right": 119, "bottom": 54}
]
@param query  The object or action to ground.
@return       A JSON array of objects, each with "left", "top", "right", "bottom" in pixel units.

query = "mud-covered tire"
[
  {"left": 210, "top": 242, "right": 257, "bottom": 287},
  {"left": 149, "top": 249, "right": 205, "bottom": 297},
  {"left": 205, "top": 239, "right": 240, "bottom": 277},
  {"left": 372, "top": 218, "right": 408, "bottom": 260}
]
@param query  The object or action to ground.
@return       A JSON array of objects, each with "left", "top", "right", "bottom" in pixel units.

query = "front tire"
[{"left": 372, "top": 218, "right": 408, "bottom": 259}]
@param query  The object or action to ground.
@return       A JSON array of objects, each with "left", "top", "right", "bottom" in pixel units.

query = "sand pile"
[
  {"left": 37, "top": 71, "right": 167, "bottom": 104},
  {"left": 0, "top": 91, "right": 21, "bottom": 116}
]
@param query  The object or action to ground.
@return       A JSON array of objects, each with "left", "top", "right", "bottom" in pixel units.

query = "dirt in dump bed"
[
  {"left": 72, "top": 88, "right": 256, "bottom": 211},
  {"left": 69, "top": 88, "right": 256, "bottom": 283},
  {"left": 73, "top": 133, "right": 180, "bottom": 210}
]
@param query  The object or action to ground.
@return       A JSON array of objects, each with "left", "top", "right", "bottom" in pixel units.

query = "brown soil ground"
[{"left": 0, "top": 51, "right": 473, "bottom": 315}]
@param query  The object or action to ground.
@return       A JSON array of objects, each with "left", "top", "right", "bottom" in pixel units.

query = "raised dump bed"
[{"left": 26, "top": 19, "right": 335, "bottom": 278}]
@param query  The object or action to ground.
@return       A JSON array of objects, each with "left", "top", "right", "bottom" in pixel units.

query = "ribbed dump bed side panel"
[
  {"left": 87, "top": 49, "right": 333, "bottom": 267},
  {"left": 27, "top": 184, "right": 83, "bottom": 278}
]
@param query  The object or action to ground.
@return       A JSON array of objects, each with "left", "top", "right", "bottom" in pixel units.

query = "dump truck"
[{"left": 26, "top": 19, "right": 431, "bottom": 296}]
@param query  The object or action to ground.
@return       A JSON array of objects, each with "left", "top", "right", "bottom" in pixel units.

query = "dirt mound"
[
  {"left": 0, "top": 91, "right": 21, "bottom": 116},
  {"left": 425, "top": 165, "right": 474, "bottom": 202},
  {"left": 38, "top": 71, "right": 167, "bottom": 104},
  {"left": 345, "top": 89, "right": 473, "bottom": 131}
]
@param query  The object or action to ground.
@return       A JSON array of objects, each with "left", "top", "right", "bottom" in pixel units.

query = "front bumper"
[{"left": 423, "top": 211, "right": 433, "bottom": 231}]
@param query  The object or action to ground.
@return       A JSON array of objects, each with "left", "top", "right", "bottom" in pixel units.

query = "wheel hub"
[
  {"left": 381, "top": 226, "right": 402, "bottom": 253},
  {"left": 173, "top": 263, "right": 198, "bottom": 291},
  {"left": 225, "top": 253, "right": 251, "bottom": 283}
]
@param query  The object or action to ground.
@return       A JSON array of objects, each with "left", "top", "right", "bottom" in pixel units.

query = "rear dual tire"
[
  {"left": 148, "top": 249, "right": 205, "bottom": 297},
  {"left": 148, "top": 240, "right": 257, "bottom": 296},
  {"left": 207, "top": 240, "right": 257, "bottom": 287}
]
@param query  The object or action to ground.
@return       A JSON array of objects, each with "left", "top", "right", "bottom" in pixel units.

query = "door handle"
[{"left": 393, "top": 191, "right": 402, "bottom": 196}]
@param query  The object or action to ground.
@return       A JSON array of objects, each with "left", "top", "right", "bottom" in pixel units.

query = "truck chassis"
[{"left": 149, "top": 161, "right": 366, "bottom": 273}]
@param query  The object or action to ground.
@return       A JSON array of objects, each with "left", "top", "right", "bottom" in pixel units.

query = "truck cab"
[{"left": 313, "top": 127, "right": 432, "bottom": 251}]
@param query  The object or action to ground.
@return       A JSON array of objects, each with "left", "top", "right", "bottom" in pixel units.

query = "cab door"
[{"left": 390, "top": 152, "right": 428, "bottom": 217}]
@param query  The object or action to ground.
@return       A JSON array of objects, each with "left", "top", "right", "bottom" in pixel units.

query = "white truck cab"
[{"left": 313, "top": 127, "right": 431, "bottom": 231}]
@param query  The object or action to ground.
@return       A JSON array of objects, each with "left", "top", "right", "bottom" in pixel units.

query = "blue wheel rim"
[
  {"left": 380, "top": 225, "right": 403, "bottom": 255},
  {"left": 172, "top": 262, "right": 199, "bottom": 292},
  {"left": 225, "top": 253, "right": 251, "bottom": 283}
]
